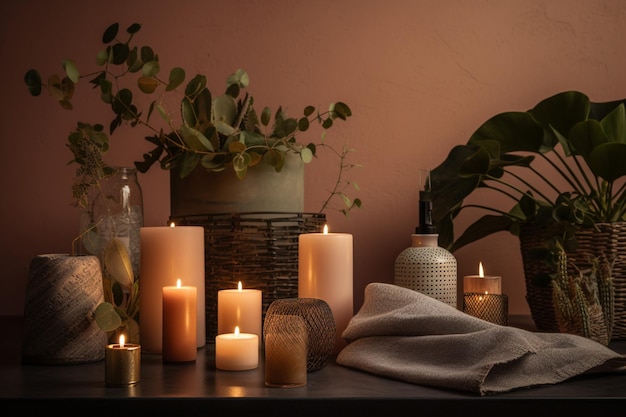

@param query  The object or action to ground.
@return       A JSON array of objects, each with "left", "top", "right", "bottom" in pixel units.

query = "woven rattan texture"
[
  {"left": 170, "top": 212, "right": 326, "bottom": 342},
  {"left": 520, "top": 222, "right": 626, "bottom": 340}
]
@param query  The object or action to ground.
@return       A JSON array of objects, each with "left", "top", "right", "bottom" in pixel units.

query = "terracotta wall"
[{"left": 1, "top": 0, "right": 625, "bottom": 318}]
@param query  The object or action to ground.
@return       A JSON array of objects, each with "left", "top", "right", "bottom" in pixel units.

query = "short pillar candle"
[{"left": 215, "top": 326, "right": 259, "bottom": 371}]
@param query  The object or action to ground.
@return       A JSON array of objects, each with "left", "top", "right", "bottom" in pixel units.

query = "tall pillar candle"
[
  {"left": 139, "top": 225, "right": 205, "bottom": 353},
  {"left": 298, "top": 225, "right": 353, "bottom": 353},
  {"left": 162, "top": 279, "right": 197, "bottom": 363},
  {"left": 217, "top": 281, "right": 262, "bottom": 338}
]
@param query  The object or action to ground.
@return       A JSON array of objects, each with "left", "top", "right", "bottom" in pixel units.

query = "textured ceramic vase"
[
  {"left": 22, "top": 254, "right": 107, "bottom": 364},
  {"left": 394, "top": 234, "right": 457, "bottom": 308}
]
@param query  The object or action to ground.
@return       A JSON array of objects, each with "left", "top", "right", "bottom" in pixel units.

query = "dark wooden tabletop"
[{"left": 1, "top": 316, "right": 625, "bottom": 416}]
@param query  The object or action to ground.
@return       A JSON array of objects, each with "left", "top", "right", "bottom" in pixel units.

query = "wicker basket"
[
  {"left": 519, "top": 222, "right": 626, "bottom": 340},
  {"left": 169, "top": 212, "right": 326, "bottom": 342}
]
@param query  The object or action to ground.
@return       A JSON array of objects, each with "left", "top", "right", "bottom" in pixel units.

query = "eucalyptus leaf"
[
  {"left": 94, "top": 302, "right": 122, "bottom": 332},
  {"left": 104, "top": 238, "right": 134, "bottom": 288}
]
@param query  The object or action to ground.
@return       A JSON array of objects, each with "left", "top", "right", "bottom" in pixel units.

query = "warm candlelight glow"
[
  {"left": 323, "top": 224, "right": 329, "bottom": 234},
  {"left": 176, "top": 279, "right": 182, "bottom": 288},
  {"left": 237, "top": 281, "right": 242, "bottom": 291},
  {"left": 119, "top": 334, "right": 125, "bottom": 348},
  {"left": 170, "top": 222, "right": 175, "bottom": 227},
  {"left": 479, "top": 262, "right": 484, "bottom": 277},
  {"left": 234, "top": 326, "right": 240, "bottom": 337}
]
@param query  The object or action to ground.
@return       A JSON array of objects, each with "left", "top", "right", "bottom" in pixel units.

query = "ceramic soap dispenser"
[{"left": 394, "top": 170, "right": 457, "bottom": 308}]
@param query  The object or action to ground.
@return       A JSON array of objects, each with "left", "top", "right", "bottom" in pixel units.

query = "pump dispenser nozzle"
[{"left": 416, "top": 169, "right": 436, "bottom": 234}]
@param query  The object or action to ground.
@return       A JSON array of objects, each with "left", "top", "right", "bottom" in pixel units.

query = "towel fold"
[{"left": 336, "top": 282, "right": 626, "bottom": 395}]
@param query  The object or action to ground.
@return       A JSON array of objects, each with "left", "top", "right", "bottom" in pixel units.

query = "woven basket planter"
[
  {"left": 169, "top": 212, "right": 326, "bottom": 342},
  {"left": 519, "top": 222, "right": 626, "bottom": 340}
]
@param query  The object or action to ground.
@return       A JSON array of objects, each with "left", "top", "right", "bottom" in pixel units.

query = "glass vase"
[{"left": 80, "top": 167, "right": 144, "bottom": 276}]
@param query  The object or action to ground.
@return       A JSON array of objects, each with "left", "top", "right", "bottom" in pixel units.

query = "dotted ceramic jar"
[{"left": 394, "top": 234, "right": 457, "bottom": 308}]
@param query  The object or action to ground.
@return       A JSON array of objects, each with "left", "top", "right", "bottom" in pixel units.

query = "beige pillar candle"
[
  {"left": 139, "top": 224, "right": 205, "bottom": 353},
  {"left": 298, "top": 225, "right": 353, "bottom": 353}
]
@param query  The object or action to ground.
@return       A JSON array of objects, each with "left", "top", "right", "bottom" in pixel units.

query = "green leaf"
[
  {"left": 166, "top": 67, "right": 185, "bottom": 91},
  {"left": 140, "top": 46, "right": 155, "bottom": 63},
  {"left": 94, "top": 302, "right": 122, "bottom": 332},
  {"left": 24, "top": 69, "right": 42, "bottom": 96},
  {"left": 104, "top": 238, "right": 134, "bottom": 288},
  {"left": 300, "top": 147, "right": 313, "bottom": 163},
  {"left": 600, "top": 103, "right": 626, "bottom": 144},
  {"left": 450, "top": 215, "right": 515, "bottom": 253},
  {"left": 102, "top": 23, "right": 119, "bottom": 44},
  {"left": 298, "top": 117, "right": 309, "bottom": 132},
  {"left": 180, "top": 125, "right": 215, "bottom": 152},
  {"left": 213, "top": 94, "right": 237, "bottom": 129},
  {"left": 261, "top": 106, "right": 271, "bottom": 126},
  {"left": 126, "top": 23, "right": 141, "bottom": 34},
  {"left": 63, "top": 60, "right": 79, "bottom": 83},
  {"left": 589, "top": 143, "right": 626, "bottom": 182},
  {"left": 96, "top": 49, "right": 109, "bottom": 66},
  {"left": 110, "top": 43, "right": 129, "bottom": 65},
  {"left": 303, "top": 105, "right": 316, "bottom": 117},
  {"left": 142, "top": 60, "right": 160, "bottom": 77},
  {"left": 263, "top": 149, "right": 285, "bottom": 172}
]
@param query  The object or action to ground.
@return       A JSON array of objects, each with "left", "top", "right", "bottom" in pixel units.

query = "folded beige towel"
[{"left": 336, "top": 282, "right": 626, "bottom": 395}]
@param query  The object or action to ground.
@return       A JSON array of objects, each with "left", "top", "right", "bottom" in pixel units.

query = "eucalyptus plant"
[
  {"left": 24, "top": 22, "right": 361, "bottom": 215},
  {"left": 24, "top": 22, "right": 361, "bottom": 338},
  {"left": 430, "top": 90, "right": 626, "bottom": 257}
]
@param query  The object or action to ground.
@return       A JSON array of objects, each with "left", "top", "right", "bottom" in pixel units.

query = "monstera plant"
[
  {"left": 429, "top": 90, "right": 626, "bottom": 341},
  {"left": 431, "top": 90, "right": 626, "bottom": 253}
]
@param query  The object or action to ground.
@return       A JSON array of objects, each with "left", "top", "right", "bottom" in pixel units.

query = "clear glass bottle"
[{"left": 80, "top": 167, "right": 144, "bottom": 276}]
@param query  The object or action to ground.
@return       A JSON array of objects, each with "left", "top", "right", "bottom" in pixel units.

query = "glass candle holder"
[
  {"left": 463, "top": 292, "right": 509, "bottom": 326},
  {"left": 263, "top": 314, "right": 307, "bottom": 388}
]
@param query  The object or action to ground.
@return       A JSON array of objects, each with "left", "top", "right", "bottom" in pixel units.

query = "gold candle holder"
[{"left": 105, "top": 336, "right": 141, "bottom": 386}]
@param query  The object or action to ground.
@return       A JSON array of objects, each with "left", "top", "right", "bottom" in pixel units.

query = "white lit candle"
[
  {"left": 298, "top": 224, "right": 353, "bottom": 353},
  {"left": 139, "top": 224, "right": 205, "bottom": 353},
  {"left": 215, "top": 326, "right": 259, "bottom": 371},
  {"left": 162, "top": 279, "right": 197, "bottom": 363},
  {"left": 217, "top": 281, "right": 262, "bottom": 337},
  {"left": 463, "top": 262, "right": 502, "bottom": 294}
]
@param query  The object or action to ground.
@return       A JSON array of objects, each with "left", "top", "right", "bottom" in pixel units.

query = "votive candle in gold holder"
[
  {"left": 105, "top": 334, "right": 141, "bottom": 386},
  {"left": 463, "top": 292, "right": 509, "bottom": 326}
]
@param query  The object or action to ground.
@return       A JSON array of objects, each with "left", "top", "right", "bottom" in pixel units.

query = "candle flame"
[
  {"left": 176, "top": 278, "right": 182, "bottom": 288},
  {"left": 170, "top": 222, "right": 175, "bottom": 228},
  {"left": 234, "top": 326, "right": 240, "bottom": 337},
  {"left": 323, "top": 224, "right": 329, "bottom": 234},
  {"left": 237, "top": 281, "right": 242, "bottom": 291},
  {"left": 479, "top": 262, "right": 484, "bottom": 278},
  {"left": 119, "top": 334, "right": 125, "bottom": 348}
]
